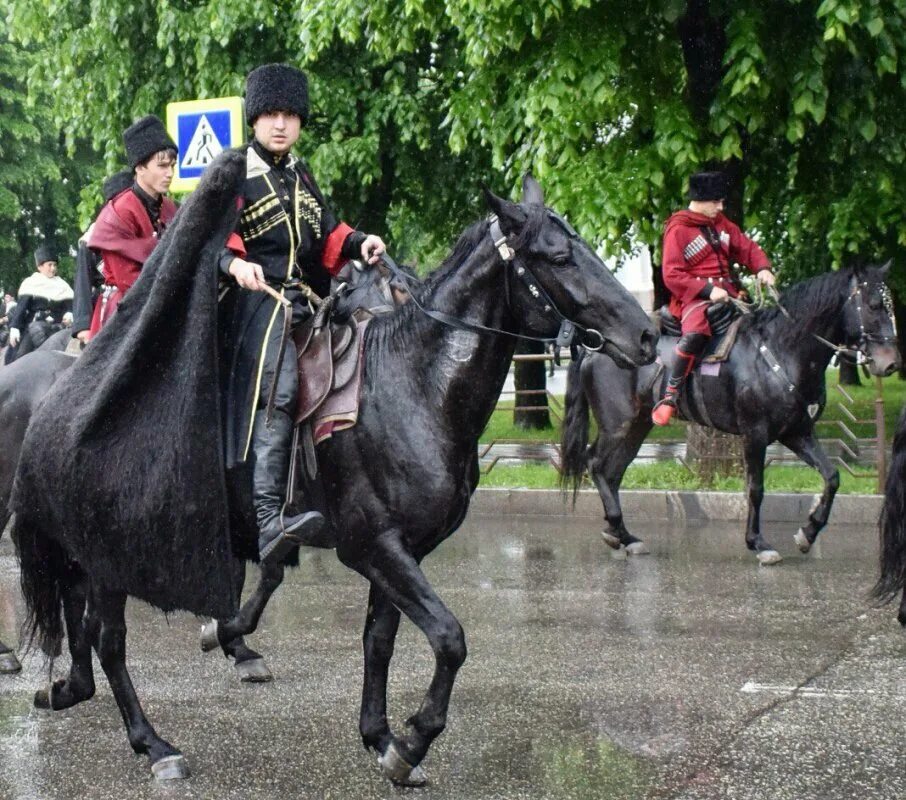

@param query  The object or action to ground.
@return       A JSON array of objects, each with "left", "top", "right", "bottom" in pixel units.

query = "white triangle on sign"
[{"left": 181, "top": 114, "right": 223, "bottom": 169}]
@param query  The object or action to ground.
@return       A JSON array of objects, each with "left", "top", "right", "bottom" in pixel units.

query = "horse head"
[
  {"left": 483, "top": 175, "right": 657, "bottom": 367},
  {"left": 846, "top": 261, "right": 900, "bottom": 377}
]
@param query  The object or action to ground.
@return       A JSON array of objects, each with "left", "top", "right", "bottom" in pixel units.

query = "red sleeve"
[
  {"left": 321, "top": 221, "right": 356, "bottom": 276},
  {"left": 724, "top": 219, "right": 770, "bottom": 274},
  {"left": 225, "top": 232, "right": 246, "bottom": 258},
  {"left": 662, "top": 226, "right": 705, "bottom": 305}
]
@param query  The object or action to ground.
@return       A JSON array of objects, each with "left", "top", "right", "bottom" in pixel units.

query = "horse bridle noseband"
[{"left": 378, "top": 212, "right": 612, "bottom": 352}]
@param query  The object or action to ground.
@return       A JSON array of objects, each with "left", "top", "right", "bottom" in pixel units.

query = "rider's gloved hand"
[
  {"left": 709, "top": 286, "right": 729, "bottom": 303},
  {"left": 756, "top": 269, "right": 775, "bottom": 287},
  {"left": 8, "top": 327, "right": 20, "bottom": 347},
  {"left": 360, "top": 235, "right": 386, "bottom": 266}
]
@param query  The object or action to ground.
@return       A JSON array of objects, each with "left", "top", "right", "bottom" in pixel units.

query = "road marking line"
[{"left": 740, "top": 681, "right": 880, "bottom": 698}]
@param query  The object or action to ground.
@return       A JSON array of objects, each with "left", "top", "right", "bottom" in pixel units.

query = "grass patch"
[{"left": 480, "top": 460, "right": 878, "bottom": 494}]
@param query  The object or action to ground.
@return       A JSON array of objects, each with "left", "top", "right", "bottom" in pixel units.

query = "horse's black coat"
[
  {"left": 562, "top": 265, "right": 899, "bottom": 561},
  {"left": 8, "top": 166, "right": 658, "bottom": 780}
]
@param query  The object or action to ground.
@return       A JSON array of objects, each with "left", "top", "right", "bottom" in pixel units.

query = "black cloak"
[{"left": 11, "top": 150, "right": 246, "bottom": 620}]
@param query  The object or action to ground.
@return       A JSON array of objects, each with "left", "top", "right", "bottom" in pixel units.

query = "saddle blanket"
[{"left": 311, "top": 318, "right": 368, "bottom": 444}]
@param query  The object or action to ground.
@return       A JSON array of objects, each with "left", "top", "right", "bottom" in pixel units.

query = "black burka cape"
[{"left": 11, "top": 150, "right": 246, "bottom": 620}]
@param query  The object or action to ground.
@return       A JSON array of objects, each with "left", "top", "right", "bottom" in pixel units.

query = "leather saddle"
[
  {"left": 294, "top": 297, "right": 360, "bottom": 424},
  {"left": 658, "top": 303, "right": 744, "bottom": 364}
]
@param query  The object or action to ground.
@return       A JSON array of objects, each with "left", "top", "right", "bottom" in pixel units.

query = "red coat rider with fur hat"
[{"left": 652, "top": 171, "right": 775, "bottom": 425}]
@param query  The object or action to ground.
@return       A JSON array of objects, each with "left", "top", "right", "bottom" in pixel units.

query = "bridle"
[
  {"left": 771, "top": 275, "right": 897, "bottom": 365},
  {"left": 378, "top": 211, "right": 617, "bottom": 353}
]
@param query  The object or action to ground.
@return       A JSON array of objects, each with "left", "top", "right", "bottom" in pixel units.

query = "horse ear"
[
  {"left": 522, "top": 173, "right": 544, "bottom": 206},
  {"left": 879, "top": 259, "right": 893, "bottom": 281},
  {"left": 482, "top": 183, "right": 527, "bottom": 235}
]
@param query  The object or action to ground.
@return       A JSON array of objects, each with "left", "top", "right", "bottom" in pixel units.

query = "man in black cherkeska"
[{"left": 220, "top": 63, "right": 386, "bottom": 565}]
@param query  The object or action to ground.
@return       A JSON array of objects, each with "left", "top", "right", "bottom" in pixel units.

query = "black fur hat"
[
  {"left": 34, "top": 244, "right": 57, "bottom": 266},
  {"left": 689, "top": 171, "right": 727, "bottom": 202},
  {"left": 245, "top": 63, "right": 309, "bottom": 125},
  {"left": 123, "top": 115, "right": 177, "bottom": 169},
  {"left": 102, "top": 169, "right": 134, "bottom": 201}
]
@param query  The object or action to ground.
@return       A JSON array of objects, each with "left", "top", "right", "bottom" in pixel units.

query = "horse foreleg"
[
  {"left": 359, "top": 585, "right": 401, "bottom": 755},
  {"left": 91, "top": 588, "right": 189, "bottom": 780},
  {"left": 780, "top": 432, "right": 840, "bottom": 553},
  {"left": 743, "top": 438, "right": 782, "bottom": 565},
  {"left": 34, "top": 564, "right": 95, "bottom": 709},
  {"left": 201, "top": 558, "right": 284, "bottom": 683},
  {"left": 350, "top": 531, "right": 465, "bottom": 786},
  {"left": 588, "top": 417, "right": 652, "bottom": 554}
]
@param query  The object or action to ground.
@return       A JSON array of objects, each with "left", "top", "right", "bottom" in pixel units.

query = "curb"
[{"left": 471, "top": 488, "right": 882, "bottom": 524}]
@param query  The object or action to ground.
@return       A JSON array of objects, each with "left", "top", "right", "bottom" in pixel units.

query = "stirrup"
[
  {"left": 651, "top": 396, "right": 677, "bottom": 426},
  {"left": 259, "top": 511, "right": 326, "bottom": 565}
]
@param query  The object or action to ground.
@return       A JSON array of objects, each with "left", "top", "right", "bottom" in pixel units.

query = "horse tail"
[
  {"left": 874, "top": 405, "right": 906, "bottom": 604},
  {"left": 12, "top": 512, "right": 65, "bottom": 655},
  {"left": 560, "top": 348, "right": 590, "bottom": 499}
]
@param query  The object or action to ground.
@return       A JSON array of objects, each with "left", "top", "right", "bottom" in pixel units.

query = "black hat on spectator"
[
  {"left": 245, "top": 63, "right": 309, "bottom": 125},
  {"left": 102, "top": 169, "right": 134, "bottom": 201},
  {"left": 123, "top": 115, "right": 177, "bottom": 169},
  {"left": 34, "top": 244, "right": 57, "bottom": 266},
  {"left": 689, "top": 171, "right": 727, "bottom": 202}
]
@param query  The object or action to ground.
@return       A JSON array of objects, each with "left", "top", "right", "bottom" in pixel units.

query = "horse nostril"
[
  {"left": 640, "top": 329, "right": 658, "bottom": 358},
  {"left": 886, "top": 362, "right": 898, "bottom": 377}
]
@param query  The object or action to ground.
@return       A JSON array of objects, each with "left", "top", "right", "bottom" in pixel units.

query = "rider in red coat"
[
  {"left": 86, "top": 115, "right": 179, "bottom": 339},
  {"left": 652, "top": 171, "right": 776, "bottom": 425}
]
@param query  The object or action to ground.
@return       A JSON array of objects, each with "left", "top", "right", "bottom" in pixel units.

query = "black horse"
[
  {"left": 876, "top": 405, "right": 906, "bottom": 625},
  {"left": 12, "top": 164, "right": 657, "bottom": 784},
  {"left": 562, "top": 265, "right": 899, "bottom": 564}
]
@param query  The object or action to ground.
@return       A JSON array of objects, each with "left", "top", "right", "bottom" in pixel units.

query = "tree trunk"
[
  {"left": 513, "top": 339, "right": 551, "bottom": 430},
  {"left": 686, "top": 424, "right": 745, "bottom": 486},
  {"left": 838, "top": 354, "right": 862, "bottom": 386}
]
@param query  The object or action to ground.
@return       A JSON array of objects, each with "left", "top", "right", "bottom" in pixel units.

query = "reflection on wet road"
[{"left": 0, "top": 515, "right": 903, "bottom": 799}]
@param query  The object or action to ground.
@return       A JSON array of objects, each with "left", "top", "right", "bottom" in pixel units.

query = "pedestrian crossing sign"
[{"left": 166, "top": 96, "right": 245, "bottom": 192}]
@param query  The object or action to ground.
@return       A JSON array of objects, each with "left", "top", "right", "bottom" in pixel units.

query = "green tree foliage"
[
  {"left": 7, "top": 0, "right": 906, "bottom": 281},
  {"left": 0, "top": 33, "right": 86, "bottom": 291}
]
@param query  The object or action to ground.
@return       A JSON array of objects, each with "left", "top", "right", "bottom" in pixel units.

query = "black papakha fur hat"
[
  {"left": 102, "top": 169, "right": 134, "bottom": 201},
  {"left": 123, "top": 115, "right": 177, "bottom": 169},
  {"left": 34, "top": 244, "right": 57, "bottom": 265},
  {"left": 688, "top": 171, "right": 727, "bottom": 202},
  {"left": 245, "top": 63, "right": 309, "bottom": 125}
]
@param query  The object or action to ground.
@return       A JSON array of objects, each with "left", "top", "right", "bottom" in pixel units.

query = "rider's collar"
[{"left": 488, "top": 215, "right": 516, "bottom": 262}]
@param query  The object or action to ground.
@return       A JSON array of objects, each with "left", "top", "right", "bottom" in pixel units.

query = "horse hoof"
[
  {"left": 33, "top": 688, "right": 51, "bottom": 710},
  {"left": 0, "top": 651, "right": 21, "bottom": 674},
  {"left": 757, "top": 549, "right": 783, "bottom": 566},
  {"left": 625, "top": 541, "right": 650, "bottom": 556},
  {"left": 151, "top": 754, "right": 190, "bottom": 781},
  {"left": 236, "top": 658, "right": 273, "bottom": 683},
  {"left": 794, "top": 529, "right": 812, "bottom": 554},
  {"left": 378, "top": 743, "right": 427, "bottom": 787},
  {"left": 600, "top": 531, "right": 622, "bottom": 550},
  {"left": 200, "top": 620, "right": 219, "bottom": 653}
]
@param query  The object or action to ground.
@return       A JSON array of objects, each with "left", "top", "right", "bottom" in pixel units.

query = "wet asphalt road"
[{"left": 0, "top": 514, "right": 903, "bottom": 800}]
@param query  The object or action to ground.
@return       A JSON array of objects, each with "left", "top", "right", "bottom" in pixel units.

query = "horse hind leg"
[
  {"left": 34, "top": 565, "right": 96, "bottom": 709},
  {"left": 347, "top": 531, "right": 466, "bottom": 786},
  {"left": 359, "top": 585, "right": 401, "bottom": 758},
  {"left": 779, "top": 432, "right": 839, "bottom": 554},
  {"left": 91, "top": 587, "right": 189, "bottom": 780}
]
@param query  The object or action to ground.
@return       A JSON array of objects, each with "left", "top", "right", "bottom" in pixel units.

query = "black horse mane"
[
  {"left": 366, "top": 202, "right": 546, "bottom": 351},
  {"left": 746, "top": 267, "right": 855, "bottom": 340}
]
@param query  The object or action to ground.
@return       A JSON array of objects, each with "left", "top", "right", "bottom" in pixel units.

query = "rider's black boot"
[{"left": 252, "top": 409, "right": 325, "bottom": 565}]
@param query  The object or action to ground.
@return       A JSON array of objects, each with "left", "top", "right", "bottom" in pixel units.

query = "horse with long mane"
[
  {"left": 875, "top": 406, "right": 906, "bottom": 625},
  {"left": 11, "top": 154, "right": 657, "bottom": 784},
  {"left": 562, "top": 264, "right": 899, "bottom": 564}
]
